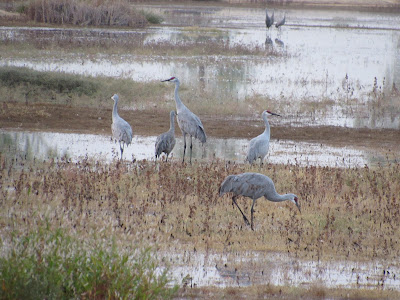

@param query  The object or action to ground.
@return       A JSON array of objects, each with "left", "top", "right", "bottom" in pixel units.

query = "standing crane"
[
  {"left": 246, "top": 110, "right": 280, "bottom": 165},
  {"left": 219, "top": 172, "right": 300, "bottom": 230},
  {"left": 265, "top": 9, "right": 274, "bottom": 29},
  {"left": 155, "top": 110, "right": 176, "bottom": 162},
  {"left": 161, "top": 77, "right": 207, "bottom": 164},
  {"left": 275, "top": 13, "right": 286, "bottom": 29},
  {"left": 110, "top": 94, "right": 133, "bottom": 160}
]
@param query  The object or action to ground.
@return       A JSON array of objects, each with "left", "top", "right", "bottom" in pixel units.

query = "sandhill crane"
[
  {"left": 111, "top": 94, "right": 133, "bottom": 160},
  {"left": 246, "top": 110, "right": 280, "bottom": 165},
  {"left": 161, "top": 77, "right": 206, "bottom": 164},
  {"left": 276, "top": 14, "right": 286, "bottom": 28},
  {"left": 219, "top": 172, "right": 300, "bottom": 230},
  {"left": 265, "top": 9, "right": 274, "bottom": 29},
  {"left": 155, "top": 110, "right": 176, "bottom": 162}
]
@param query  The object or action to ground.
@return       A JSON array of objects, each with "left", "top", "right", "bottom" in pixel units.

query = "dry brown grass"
[
  {"left": 25, "top": 0, "right": 147, "bottom": 27},
  {"left": 1, "top": 155, "right": 399, "bottom": 261}
]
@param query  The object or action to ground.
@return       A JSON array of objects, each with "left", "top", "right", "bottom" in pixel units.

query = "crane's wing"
[
  {"left": 155, "top": 131, "right": 176, "bottom": 156},
  {"left": 177, "top": 108, "right": 207, "bottom": 143},
  {"left": 221, "top": 173, "right": 274, "bottom": 199},
  {"left": 112, "top": 117, "right": 132, "bottom": 145},
  {"left": 246, "top": 134, "right": 269, "bottom": 162}
]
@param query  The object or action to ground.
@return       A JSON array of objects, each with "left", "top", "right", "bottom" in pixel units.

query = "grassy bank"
[{"left": 0, "top": 66, "right": 260, "bottom": 116}]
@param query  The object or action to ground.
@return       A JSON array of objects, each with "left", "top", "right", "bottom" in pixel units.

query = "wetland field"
[{"left": 1, "top": 0, "right": 400, "bottom": 299}]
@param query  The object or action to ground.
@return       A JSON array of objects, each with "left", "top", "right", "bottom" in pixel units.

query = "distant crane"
[
  {"left": 110, "top": 94, "right": 133, "bottom": 160},
  {"left": 275, "top": 14, "right": 286, "bottom": 29},
  {"left": 155, "top": 110, "right": 176, "bottom": 162},
  {"left": 219, "top": 172, "right": 300, "bottom": 230},
  {"left": 246, "top": 110, "right": 280, "bottom": 165},
  {"left": 161, "top": 77, "right": 207, "bottom": 164},
  {"left": 265, "top": 9, "right": 274, "bottom": 29}
]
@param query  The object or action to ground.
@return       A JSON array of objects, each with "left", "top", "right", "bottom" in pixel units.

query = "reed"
[{"left": 25, "top": 0, "right": 147, "bottom": 27}]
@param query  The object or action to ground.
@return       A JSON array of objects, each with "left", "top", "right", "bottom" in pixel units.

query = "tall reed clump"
[
  {"left": 25, "top": 0, "right": 148, "bottom": 27},
  {"left": 0, "top": 224, "right": 178, "bottom": 299}
]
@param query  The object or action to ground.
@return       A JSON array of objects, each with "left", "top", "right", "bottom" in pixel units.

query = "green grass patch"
[
  {"left": 0, "top": 66, "right": 98, "bottom": 96},
  {"left": 0, "top": 224, "right": 178, "bottom": 299}
]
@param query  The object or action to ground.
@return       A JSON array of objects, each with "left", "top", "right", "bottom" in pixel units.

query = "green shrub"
[
  {"left": 0, "top": 226, "right": 178, "bottom": 299},
  {"left": 141, "top": 11, "right": 164, "bottom": 24},
  {"left": 0, "top": 66, "right": 98, "bottom": 96}
]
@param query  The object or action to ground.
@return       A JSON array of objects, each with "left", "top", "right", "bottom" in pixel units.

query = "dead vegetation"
[{"left": 24, "top": 0, "right": 147, "bottom": 27}]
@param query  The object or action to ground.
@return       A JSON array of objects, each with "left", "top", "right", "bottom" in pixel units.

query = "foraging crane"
[
  {"left": 246, "top": 110, "right": 280, "bottom": 165},
  {"left": 219, "top": 172, "right": 300, "bottom": 230},
  {"left": 110, "top": 94, "right": 133, "bottom": 160},
  {"left": 275, "top": 14, "right": 286, "bottom": 29},
  {"left": 161, "top": 77, "right": 207, "bottom": 164},
  {"left": 265, "top": 9, "right": 274, "bottom": 29},
  {"left": 155, "top": 110, "right": 176, "bottom": 162}
]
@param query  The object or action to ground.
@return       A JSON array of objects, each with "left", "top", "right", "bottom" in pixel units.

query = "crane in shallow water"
[
  {"left": 246, "top": 110, "right": 280, "bottom": 165},
  {"left": 265, "top": 9, "right": 274, "bottom": 29},
  {"left": 161, "top": 77, "right": 206, "bottom": 164},
  {"left": 275, "top": 13, "right": 286, "bottom": 29},
  {"left": 110, "top": 94, "right": 133, "bottom": 160},
  {"left": 155, "top": 110, "right": 176, "bottom": 162},
  {"left": 219, "top": 172, "right": 300, "bottom": 230}
]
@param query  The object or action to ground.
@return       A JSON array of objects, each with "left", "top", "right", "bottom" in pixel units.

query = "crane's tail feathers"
[{"left": 196, "top": 126, "right": 207, "bottom": 144}]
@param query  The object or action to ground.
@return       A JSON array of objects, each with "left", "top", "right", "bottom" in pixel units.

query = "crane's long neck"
[
  {"left": 112, "top": 99, "right": 119, "bottom": 121},
  {"left": 267, "top": 192, "right": 293, "bottom": 203},
  {"left": 174, "top": 80, "right": 185, "bottom": 111},
  {"left": 263, "top": 113, "right": 271, "bottom": 138},
  {"left": 169, "top": 113, "right": 175, "bottom": 133}
]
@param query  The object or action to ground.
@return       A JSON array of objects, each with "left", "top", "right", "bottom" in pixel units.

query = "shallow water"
[
  {"left": 162, "top": 250, "right": 400, "bottom": 290},
  {"left": 1, "top": 130, "right": 395, "bottom": 168},
  {"left": 1, "top": 5, "right": 399, "bottom": 129}
]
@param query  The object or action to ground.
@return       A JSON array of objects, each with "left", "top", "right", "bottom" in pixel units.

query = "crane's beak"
[
  {"left": 161, "top": 78, "right": 171, "bottom": 82},
  {"left": 271, "top": 112, "right": 281, "bottom": 117}
]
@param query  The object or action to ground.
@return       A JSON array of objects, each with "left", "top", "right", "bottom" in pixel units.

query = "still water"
[
  {"left": 0, "top": 130, "right": 393, "bottom": 168},
  {"left": 1, "top": 5, "right": 399, "bottom": 129},
  {"left": 163, "top": 250, "right": 400, "bottom": 290}
]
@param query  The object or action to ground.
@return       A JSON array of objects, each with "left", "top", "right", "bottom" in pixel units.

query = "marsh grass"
[
  {"left": 1, "top": 154, "right": 399, "bottom": 263},
  {"left": 0, "top": 224, "right": 178, "bottom": 299},
  {"left": 0, "top": 26, "right": 283, "bottom": 57},
  {"left": 0, "top": 66, "right": 253, "bottom": 115},
  {"left": 25, "top": 0, "right": 148, "bottom": 27}
]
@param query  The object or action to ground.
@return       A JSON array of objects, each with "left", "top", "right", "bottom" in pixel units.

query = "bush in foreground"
[{"left": 0, "top": 225, "right": 178, "bottom": 299}]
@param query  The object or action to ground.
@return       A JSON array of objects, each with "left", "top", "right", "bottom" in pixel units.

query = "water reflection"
[
  {"left": 162, "top": 250, "right": 400, "bottom": 290},
  {"left": 0, "top": 6, "right": 399, "bottom": 129},
  {"left": 1, "top": 130, "right": 394, "bottom": 168}
]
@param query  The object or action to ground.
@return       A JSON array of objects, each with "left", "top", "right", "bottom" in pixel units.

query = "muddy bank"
[{"left": 1, "top": 102, "right": 399, "bottom": 151}]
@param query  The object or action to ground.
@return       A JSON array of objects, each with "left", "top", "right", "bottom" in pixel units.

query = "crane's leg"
[
  {"left": 250, "top": 199, "right": 256, "bottom": 231},
  {"left": 182, "top": 133, "right": 187, "bottom": 163},
  {"left": 189, "top": 136, "right": 193, "bottom": 164},
  {"left": 232, "top": 196, "right": 250, "bottom": 226},
  {"left": 120, "top": 142, "right": 124, "bottom": 160}
]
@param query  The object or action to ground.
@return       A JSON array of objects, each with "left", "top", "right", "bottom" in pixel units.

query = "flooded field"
[
  {"left": 1, "top": 2, "right": 400, "bottom": 298},
  {"left": 163, "top": 250, "right": 400, "bottom": 290},
  {"left": 1, "top": 5, "right": 400, "bottom": 129},
  {"left": 1, "top": 130, "right": 385, "bottom": 167}
]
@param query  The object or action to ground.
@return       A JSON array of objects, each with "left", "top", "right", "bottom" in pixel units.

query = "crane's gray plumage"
[
  {"left": 275, "top": 14, "right": 286, "bottom": 28},
  {"left": 111, "top": 94, "right": 133, "bottom": 160},
  {"left": 219, "top": 172, "right": 300, "bottom": 230},
  {"left": 266, "top": 9, "right": 274, "bottom": 29},
  {"left": 155, "top": 110, "right": 176, "bottom": 161},
  {"left": 162, "top": 77, "right": 206, "bottom": 163},
  {"left": 246, "top": 110, "right": 280, "bottom": 165}
]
